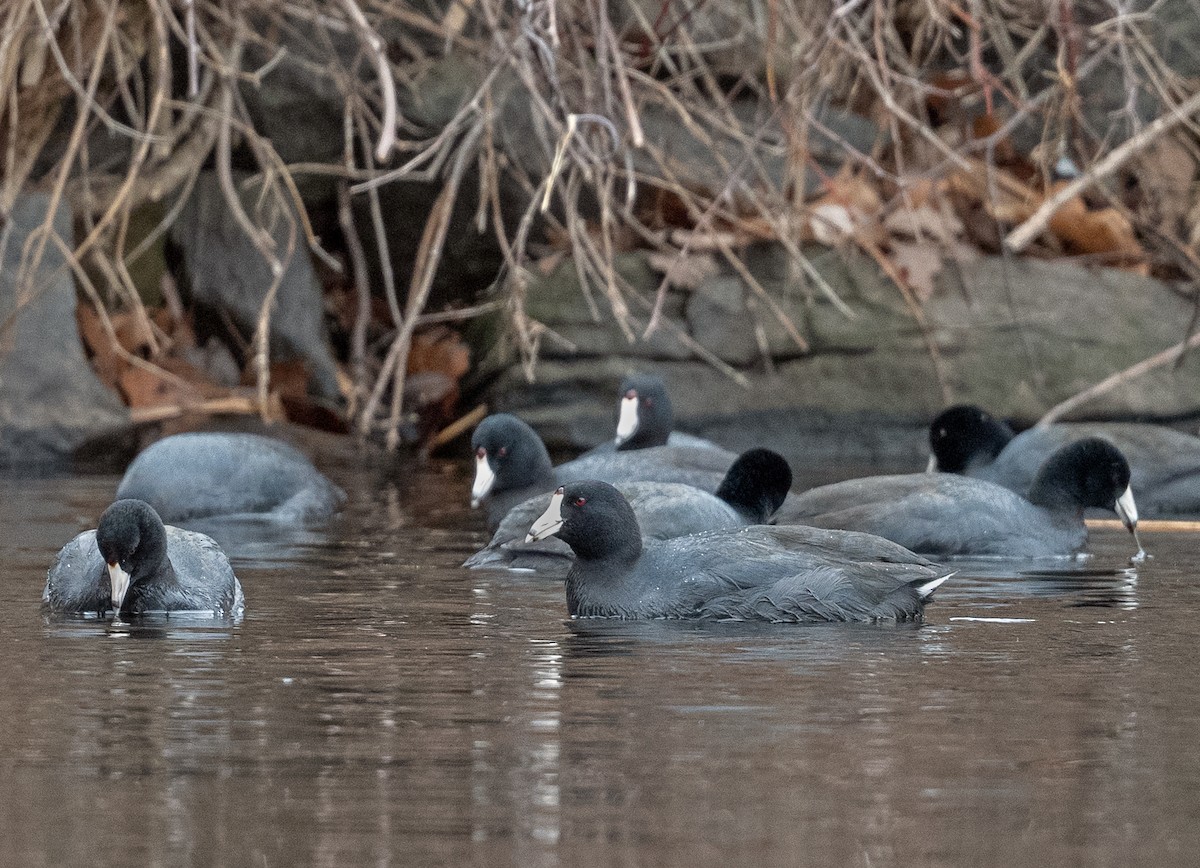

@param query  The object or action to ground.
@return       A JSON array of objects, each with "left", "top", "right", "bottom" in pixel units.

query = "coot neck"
[{"left": 1027, "top": 473, "right": 1082, "bottom": 515}]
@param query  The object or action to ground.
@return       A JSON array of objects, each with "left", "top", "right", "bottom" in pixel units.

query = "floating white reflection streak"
[{"left": 526, "top": 639, "right": 562, "bottom": 848}]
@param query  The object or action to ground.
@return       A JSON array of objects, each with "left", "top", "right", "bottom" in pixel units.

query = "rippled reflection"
[{"left": 1, "top": 466, "right": 1198, "bottom": 865}]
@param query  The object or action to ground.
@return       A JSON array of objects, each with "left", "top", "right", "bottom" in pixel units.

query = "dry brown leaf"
[
  {"left": 667, "top": 228, "right": 742, "bottom": 251},
  {"left": 890, "top": 240, "right": 945, "bottom": 303},
  {"left": 1044, "top": 182, "right": 1147, "bottom": 271},
  {"left": 408, "top": 327, "right": 471, "bottom": 381},
  {"left": 1137, "top": 137, "right": 1197, "bottom": 235},
  {"left": 76, "top": 305, "right": 123, "bottom": 391},
  {"left": 946, "top": 159, "right": 1039, "bottom": 224},
  {"left": 533, "top": 250, "right": 567, "bottom": 276},
  {"left": 645, "top": 250, "right": 720, "bottom": 290},
  {"left": 243, "top": 358, "right": 311, "bottom": 399},
  {"left": 883, "top": 201, "right": 964, "bottom": 244},
  {"left": 119, "top": 361, "right": 217, "bottom": 411},
  {"left": 806, "top": 168, "right": 884, "bottom": 246}
]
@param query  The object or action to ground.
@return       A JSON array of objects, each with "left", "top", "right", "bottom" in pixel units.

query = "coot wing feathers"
[
  {"left": 465, "top": 482, "right": 743, "bottom": 574},
  {"left": 43, "top": 530, "right": 106, "bottom": 613},
  {"left": 568, "top": 525, "right": 941, "bottom": 620},
  {"left": 558, "top": 444, "right": 736, "bottom": 491}
]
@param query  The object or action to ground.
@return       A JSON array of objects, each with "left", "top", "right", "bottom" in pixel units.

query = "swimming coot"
[
  {"left": 779, "top": 437, "right": 1141, "bottom": 558},
  {"left": 929, "top": 403, "right": 1200, "bottom": 516},
  {"left": 465, "top": 448, "right": 794, "bottom": 573},
  {"left": 524, "top": 481, "right": 948, "bottom": 621},
  {"left": 116, "top": 432, "right": 345, "bottom": 523},
  {"left": 43, "top": 499, "right": 245, "bottom": 618},
  {"left": 470, "top": 413, "right": 736, "bottom": 530},
  {"left": 612, "top": 373, "right": 725, "bottom": 452}
]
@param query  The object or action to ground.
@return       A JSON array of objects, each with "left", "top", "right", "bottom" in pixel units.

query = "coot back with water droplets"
[{"left": 525, "top": 481, "right": 948, "bottom": 622}]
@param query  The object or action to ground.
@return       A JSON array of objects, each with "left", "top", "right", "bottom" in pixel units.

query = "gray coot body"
[
  {"left": 929, "top": 405, "right": 1200, "bottom": 516},
  {"left": 525, "top": 481, "right": 948, "bottom": 621},
  {"left": 465, "top": 448, "right": 794, "bottom": 573},
  {"left": 44, "top": 499, "right": 245, "bottom": 618},
  {"left": 470, "top": 413, "right": 737, "bottom": 530},
  {"left": 117, "top": 432, "right": 345, "bottom": 523},
  {"left": 778, "top": 437, "right": 1139, "bottom": 558}
]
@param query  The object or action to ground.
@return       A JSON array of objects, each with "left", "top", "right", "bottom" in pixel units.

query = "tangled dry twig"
[{"left": 1, "top": 0, "right": 1198, "bottom": 446}]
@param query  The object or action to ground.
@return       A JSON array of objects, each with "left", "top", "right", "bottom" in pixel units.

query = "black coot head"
[
  {"left": 929, "top": 405, "right": 1014, "bottom": 472},
  {"left": 715, "top": 448, "right": 793, "bottom": 522},
  {"left": 470, "top": 414, "right": 552, "bottom": 503},
  {"left": 526, "top": 480, "right": 642, "bottom": 562},
  {"left": 615, "top": 374, "right": 674, "bottom": 450},
  {"left": 95, "top": 501, "right": 143, "bottom": 568},
  {"left": 1030, "top": 437, "right": 1134, "bottom": 517},
  {"left": 95, "top": 499, "right": 170, "bottom": 612}
]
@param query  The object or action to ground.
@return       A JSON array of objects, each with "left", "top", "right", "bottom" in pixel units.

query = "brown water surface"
[{"left": 1, "top": 461, "right": 1198, "bottom": 867}]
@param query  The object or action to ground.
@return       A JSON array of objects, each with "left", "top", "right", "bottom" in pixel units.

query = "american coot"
[
  {"left": 524, "top": 481, "right": 948, "bottom": 621},
  {"left": 778, "top": 437, "right": 1142, "bottom": 558},
  {"left": 470, "top": 413, "right": 737, "bottom": 530},
  {"left": 465, "top": 448, "right": 794, "bottom": 573},
  {"left": 926, "top": 405, "right": 1015, "bottom": 474},
  {"left": 929, "top": 404, "right": 1200, "bottom": 516},
  {"left": 117, "top": 432, "right": 345, "bottom": 523},
  {"left": 43, "top": 499, "right": 245, "bottom": 618},
  {"left": 612, "top": 373, "right": 724, "bottom": 452}
]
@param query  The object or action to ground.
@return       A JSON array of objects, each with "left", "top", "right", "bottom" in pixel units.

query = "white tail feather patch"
[{"left": 916, "top": 573, "right": 953, "bottom": 599}]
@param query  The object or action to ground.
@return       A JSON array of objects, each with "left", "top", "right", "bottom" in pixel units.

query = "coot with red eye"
[
  {"left": 611, "top": 374, "right": 724, "bottom": 453},
  {"left": 469, "top": 413, "right": 740, "bottom": 531},
  {"left": 524, "top": 480, "right": 947, "bottom": 622},
  {"left": 777, "top": 438, "right": 1143, "bottom": 559},
  {"left": 465, "top": 449, "right": 795, "bottom": 574},
  {"left": 928, "top": 403, "right": 1200, "bottom": 517}
]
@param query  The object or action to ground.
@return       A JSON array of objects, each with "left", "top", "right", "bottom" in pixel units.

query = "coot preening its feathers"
[{"left": 44, "top": 499, "right": 244, "bottom": 618}]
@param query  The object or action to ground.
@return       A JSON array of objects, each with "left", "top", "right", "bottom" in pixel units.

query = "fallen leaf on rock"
[
  {"left": 883, "top": 201, "right": 964, "bottom": 244},
  {"left": 666, "top": 228, "right": 742, "bottom": 251},
  {"left": 533, "top": 250, "right": 567, "bottom": 276},
  {"left": 408, "top": 327, "right": 470, "bottom": 381},
  {"left": 645, "top": 250, "right": 720, "bottom": 290},
  {"left": 1134, "top": 136, "right": 1197, "bottom": 236},
  {"left": 808, "top": 202, "right": 857, "bottom": 245},
  {"left": 243, "top": 358, "right": 311, "bottom": 399},
  {"left": 805, "top": 168, "right": 883, "bottom": 246},
  {"left": 890, "top": 240, "right": 944, "bottom": 302},
  {"left": 118, "top": 358, "right": 219, "bottom": 411},
  {"left": 76, "top": 304, "right": 122, "bottom": 391},
  {"left": 1044, "top": 182, "right": 1147, "bottom": 272}
]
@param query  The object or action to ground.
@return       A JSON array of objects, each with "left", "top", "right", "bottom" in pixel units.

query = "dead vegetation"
[{"left": 2, "top": 0, "right": 1199, "bottom": 446}]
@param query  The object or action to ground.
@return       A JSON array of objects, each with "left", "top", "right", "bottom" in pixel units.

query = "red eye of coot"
[
  {"left": 572, "top": 497, "right": 587, "bottom": 507},
  {"left": 497, "top": 446, "right": 508, "bottom": 458},
  {"left": 643, "top": 397, "right": 653, "bottom": 407}
]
